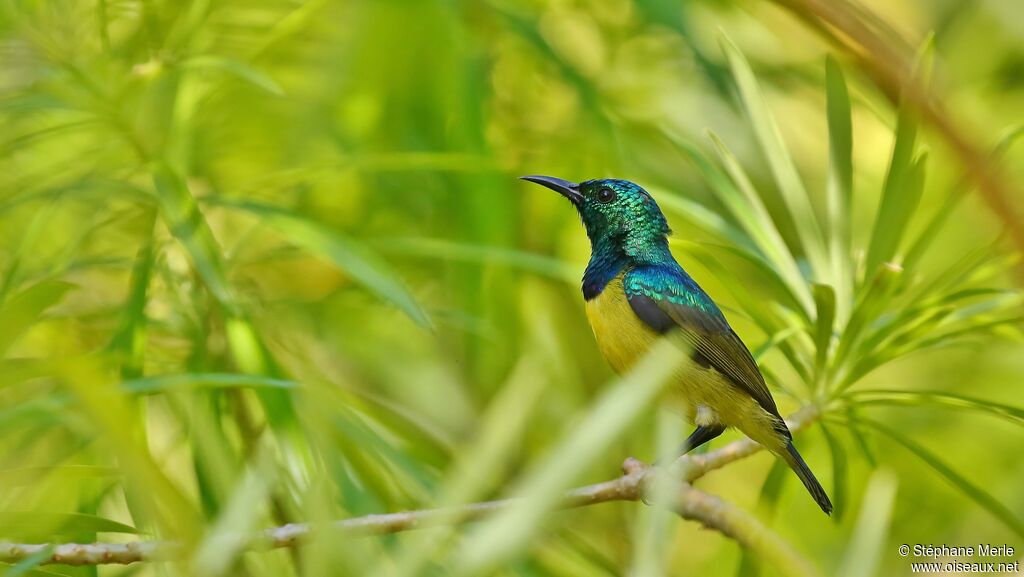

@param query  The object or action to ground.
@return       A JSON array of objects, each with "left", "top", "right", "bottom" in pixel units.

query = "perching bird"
[{"left": 522, "top": 175, "right": 832, "bottom": 515}]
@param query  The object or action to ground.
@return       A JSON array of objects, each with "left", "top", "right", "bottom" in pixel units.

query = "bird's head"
[{"left": 521, "top": 175, "right": 671, "bottom": 261}]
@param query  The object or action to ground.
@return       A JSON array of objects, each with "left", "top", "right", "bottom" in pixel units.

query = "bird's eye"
[{"left": 596, "top": 187, "right": 616, "bottom": 204}]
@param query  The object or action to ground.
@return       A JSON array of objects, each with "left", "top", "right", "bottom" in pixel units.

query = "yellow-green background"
[{"left": 1, "top": 1, "right": 1022, "bottom": 576}]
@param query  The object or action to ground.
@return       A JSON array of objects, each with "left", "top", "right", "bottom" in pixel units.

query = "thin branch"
[{"left": 0, "top": 410, "right": 821, "bottom": 575}]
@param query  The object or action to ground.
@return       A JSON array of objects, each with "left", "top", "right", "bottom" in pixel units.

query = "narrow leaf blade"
[
  {"left": 181, "top": 56, "right": 284, "bottom": 96},
  {"left": 0, "top": 280, "right": 74, "bottom": 356},
  {"left": 214, "top": 199, "right": 431, "bottom": 328},
  {"left": 825, "top": 57, "right": 854, "bottom": 321},
  {"left": 720, "top": 34, "right": 829, "bottom": 281},
  {"left": 864, "top": 418, "right": 1024, "bottom": 538},
  {"left": 836, "top": 470, "right": 898, "bottom": 577}
]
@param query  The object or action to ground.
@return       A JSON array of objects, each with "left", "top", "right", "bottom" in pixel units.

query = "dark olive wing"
[{"left": 625, "top": 275, "right": 781, "bottom": 419}]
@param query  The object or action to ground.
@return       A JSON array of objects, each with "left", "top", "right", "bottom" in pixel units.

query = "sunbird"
[{"left": 522, "top": 175, "right": 833, "bottom": 515}]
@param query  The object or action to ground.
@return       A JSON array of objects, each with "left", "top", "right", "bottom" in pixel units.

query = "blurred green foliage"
[{"left": 1, "top": 1, "right": 1023, "bottom": 576}]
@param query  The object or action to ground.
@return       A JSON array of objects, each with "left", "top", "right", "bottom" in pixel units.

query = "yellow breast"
[
  {"left": 583, "top": 273, "right": 784, "bottom": 449},
  {"left": 584, "top": 274, "right": 659, "bottom": 374}
]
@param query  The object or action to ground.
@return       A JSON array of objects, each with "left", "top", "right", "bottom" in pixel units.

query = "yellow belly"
[
  {"left": 584, "top": 274, "right": 784, "bottom": 451},
  {"left": 584, "top": 276, "right": 659, "bottom": 374}
]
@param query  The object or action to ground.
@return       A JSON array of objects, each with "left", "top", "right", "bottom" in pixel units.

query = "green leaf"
[
  {"left": 751, "top": 326, "right": 802, "bottom": 362},
  {"left": 910, "top": 241, "right": 1002, "bottom": 303},
  {"left": 812, "top": 284, "right": 836, "bottom": 378},
  {"left": 755, "top": 456, "right": 791, "bottom": 511},
  {"left": 648, "top": 183, "right": 752, "bottom": 252},
  {"left": 844, "top": 408, "right": 876, "bottom": 467},
  {"left": 0, "top": 196, "right": 62, "bottom": 303},
  {"left": 489, "top": 6, "right": 610, "bottom": 131},
  {"left": 915, "top": 313, "right": 1024, "bottom": 350},
  {"left": 672, "top": 239, "right": 809, "bottom": 323},
  {"left": 819, "top": 422, "right": 847, "bottom": 522},
  {"left": 720, "top": 34, "right": 829, "bottom": 282},
  {"left": 0, "top": 357, "right": 60, "bottom": 391},
  {"left": 902, "top": 124, "right": 1024, "bottom": 272},
  {"left": 758, "top": 365, "right": 800, "bottom": 403},
  {"left": 383, "top": 359, "right": 552, "bottom": 577},
  {"left": 0, "top": 373, "right": 298, "bottom": 430},
  {"left": 960, "top": 252, "right": 1023, "bottom": 290},
  {"left": 862, "top": 418, "right": 1024, "bottom": 538},
  {"left": 121, "top": 373, "right": 298, "bottom": 395},
  {"left": 0, "top": 466, "right": 119, "bottom": 488},
  {"left": 0, "top": 120, "right": 95, "bottom": 159},
  {"left": 211, "top": 198, "right": 432, "bottom": 329},
  {"left": 332, "top": 407, "right": 435, "bottom": 496},
  {"left": 878, "top": 288, "right": 1009, "bottom": 341},
  {"left": 151, "top": 162, "right": 236, "bottom": 310},
  {"left": 55, "top": 359, "right": 204, "bottom": 537},
  {"left": 866, "top": 151, "right": 928, "bottom": 274},
  {"left": 191, "top": 455, "right": 277, "bottom": 575},
  {"left": 864, "top": 38, "right": 933, "bottom": 275},
  {"left": 0, "top": 512, "right": 140, "bottom": 539},
  {"left": 372, "top": 237, "right": 575, "bottom": 283},
  {"left": 849, "top": 390, "right": 1024, "bottom": 427},
  {"left": 831, "top": 263, "right": 902, "bottom": 386},
  {"left": 249, "top": 0, "right": 332, "bottom": 58},
  {"left": 836, "top": 471, "right": 897, "bottom": 577},
  {"left": 631, "top": 0, "right": 733, "bottom": 100},
  {"left": 825, "top": 57, "right": 854, "bottom": 321},
  {"left": 0, "top": 280, "right": 75, "bottom": 356},
  {"left": 107, "top": 212, "right": 157, "bottom": 379},
  {"left": 453, "top": 340, "right": 690, "bottom": 575},
  {"left": 841, "top": 305, "right": 954, "bottom": 387},
  {"left": 735, "top": 459, "right": 789, "bottom": 577},
  {"left": 629, "top": 412, "right": 682, "bottom": 577},
  {"left": 180, "top": 56, "right": 284, "bottom": 96},
  {"left": 706, "top": 131, "right": 814, "bottom": 316}
]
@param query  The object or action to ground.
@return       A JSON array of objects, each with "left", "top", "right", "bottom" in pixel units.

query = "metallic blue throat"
[
  {"left": 582, "top": 236, "right": 675, "bottom": 300},
  {"left": 582, "top": 246, "right": 627, "bottom": 300}
]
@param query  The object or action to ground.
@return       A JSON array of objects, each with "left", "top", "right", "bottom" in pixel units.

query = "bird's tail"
[{"left": 781, "top": 441, "right": 833, "bottom": 515}]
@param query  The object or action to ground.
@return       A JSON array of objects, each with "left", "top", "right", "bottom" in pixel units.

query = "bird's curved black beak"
[{"left": 520, "top": 175, "right": 583, "bottom": 206}]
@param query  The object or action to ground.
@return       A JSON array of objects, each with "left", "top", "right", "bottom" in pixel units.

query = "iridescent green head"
[{"left": 521, "top": 176, "right": 671, "bottom": 260}]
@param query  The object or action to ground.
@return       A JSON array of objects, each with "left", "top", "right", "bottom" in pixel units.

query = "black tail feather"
[{"left": 782, "top": 441, "right": 833, "bottom": 515}]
